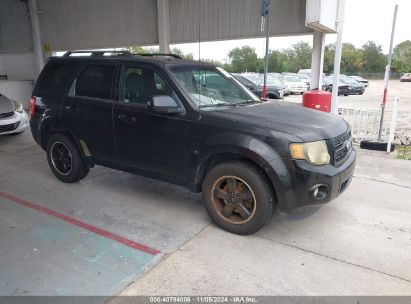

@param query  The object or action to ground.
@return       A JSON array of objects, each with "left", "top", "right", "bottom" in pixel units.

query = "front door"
[{"left": 113, "top": 64, "right": 190, "bottom": 184}]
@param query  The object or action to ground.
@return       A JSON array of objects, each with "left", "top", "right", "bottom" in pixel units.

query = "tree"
[
  {"left": 392, "top": 40, "right": 411, "bottom": 73},
  {"left": 323, "top": 44, "right": 335, "bottom": 73},
  {"left": 340, "top": 43, "right": 363, "bottom": 74},
  {"left": 284, "top": 42, "right": 312, "bottom": 72},
  {"left": 170, "top": 47, "right": 194, "bottom": 60},
  {"left": 127, "top": 45, "right": 148, "bottom": 54},
  {"left": 361, "top": 41, "right": 386, "bottom": 73},
  {"left": 228, "top": 46, "right": 259, "bottom": 72},
  {"left": 267, "top": 50, "right": 289, "bottom": 72}
]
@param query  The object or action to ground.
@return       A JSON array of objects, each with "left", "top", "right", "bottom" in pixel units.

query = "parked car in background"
[
  {"left": 268, "top": 73, "right": 290, "bottom": 96},
  {"left": 296, "top": 74, "right": 311, "bottom": 86},
  {"left": 0, "top": 94, "right": 29, "bottom": 135},
  {"left": 322, "top": 77, "right": 351, "bottom": 96},
  {"left": 340, "top": 76, "right": 365, "bottom": 95},
  {"left": 400, "top": 73, "right": 411, "bottom": 82},
  {"left": 233, "top": 73, "right": 286, "bottom": 99},
  {"left": 348, "top": 75, "right": 369, "bottom": 87},
  {"left": 283, "top": 75, "right": 308, "bottom": 94}
]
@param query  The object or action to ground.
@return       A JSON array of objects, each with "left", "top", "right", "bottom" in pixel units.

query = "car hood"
[
  {"left": 287, "top": 82, "right": 306, "bottom": 87},
  {"left": 0, "top": 95, "right": 14, "bottom": 114},
  {"left": 207, "top": 101, "right": 348, "bottom": 142}
]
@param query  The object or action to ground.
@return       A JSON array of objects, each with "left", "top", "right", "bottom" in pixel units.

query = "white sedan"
[
  {"left": 284, "top": 76, "right": 309, "bottom": 94},
  {"left": 0, "top": 94, "right": 29, "bottom": 135}
]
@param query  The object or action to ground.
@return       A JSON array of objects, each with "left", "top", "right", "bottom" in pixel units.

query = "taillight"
[{"left": 30, "top": 96, "right": 36, "bottom": 117}]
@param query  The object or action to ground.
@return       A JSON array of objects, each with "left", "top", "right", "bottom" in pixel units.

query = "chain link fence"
[{"left": 352, "top": 72, "right": 403, "bottom": 80}]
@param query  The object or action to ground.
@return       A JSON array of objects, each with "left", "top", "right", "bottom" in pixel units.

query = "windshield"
[{"left": 170, "top": 66, "right": 257, "bottom": 108}]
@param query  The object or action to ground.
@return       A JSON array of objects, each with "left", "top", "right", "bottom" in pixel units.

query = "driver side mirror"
[{"left": 150, "top": 95, "right": 184, "bottom": 114}]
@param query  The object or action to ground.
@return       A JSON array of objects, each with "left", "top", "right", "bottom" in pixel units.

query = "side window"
[
  {"left": 121, "top": 66, "right": 178, "bottom": 105},
  {"left": 37, "top": 62, "right": 75, "bottom": 96},
  {"left": 75, "top": 65, "right": 115, "bottom": 99}
]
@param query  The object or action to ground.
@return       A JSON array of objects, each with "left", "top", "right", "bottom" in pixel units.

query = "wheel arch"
[
  {"left": 40, "top": 119, "right": 90, "bottom": 165},
  {"left": 189, "top": 143, "right": 282, "bottom": 206}
]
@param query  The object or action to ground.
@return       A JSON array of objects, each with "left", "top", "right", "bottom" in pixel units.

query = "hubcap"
[
  {"left": 211, "top": 176, "right": 256, "bottom": 225},
  {"left": 51, "top": 142, "right": 73, "bottom": 176}
]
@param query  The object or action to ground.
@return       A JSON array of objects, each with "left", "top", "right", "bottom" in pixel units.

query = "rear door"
[{"left": 61, "top": 62, "right": 119, "bottom": 162}]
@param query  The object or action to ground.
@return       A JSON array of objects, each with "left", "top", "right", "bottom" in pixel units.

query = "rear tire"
[
  {"left": 46, "top": 133, "right": 89, "bottom": 183},
  {"left": 202, "top": 161, "right": 274, "bottom": 235}
]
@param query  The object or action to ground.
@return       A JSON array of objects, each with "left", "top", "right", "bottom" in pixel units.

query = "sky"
[{"left": 169, "top": 0, "right": 411, "bottom": 62}]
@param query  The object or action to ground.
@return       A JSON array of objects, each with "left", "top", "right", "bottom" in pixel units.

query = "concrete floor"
[
  {"left": 1, "top": 129, "right": 411, "bottom": 296},
  {"left": 119, "top": 150, "right": 411, "bottom": 296}
]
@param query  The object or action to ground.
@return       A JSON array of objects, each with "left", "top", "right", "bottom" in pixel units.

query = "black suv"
[{"left": 30, "top": 51, "right": 356, "bottom": 235}]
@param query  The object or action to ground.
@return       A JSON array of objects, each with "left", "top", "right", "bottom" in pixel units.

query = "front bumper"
[
  {"left": 0, "top": 111, "right": 29, "bottom": 135},
  {"left": 354, "top": 87, "right": 365, "bottom": 94},
  {"left": 268, "top": 149, "right": 356, "bottom": 213},
  {"left": 289, "top": 87, "right": 308, "bottom": 94}
]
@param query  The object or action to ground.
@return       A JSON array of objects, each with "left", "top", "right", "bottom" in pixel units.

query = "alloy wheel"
[
  {"left": 50, "top": 141, "right": 73, "bottom": 176},
  {"left": 211, "top": 175, "right": 257, "bottom": 224}
]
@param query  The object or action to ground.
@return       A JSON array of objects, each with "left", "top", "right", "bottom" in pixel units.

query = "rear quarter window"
[{"left": 36, "top": 62, "right": 76, "bottom": 96}]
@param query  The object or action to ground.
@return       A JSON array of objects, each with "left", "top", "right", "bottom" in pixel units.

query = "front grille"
[
  {"left": 0, "top": 111, "right": 14, "bottom": 119},
  {"left": 0, "top": 121, "right": 20, "bottom": 133},
  {"left": 328, "top": 131, "right": 352, "bottom": 166}
]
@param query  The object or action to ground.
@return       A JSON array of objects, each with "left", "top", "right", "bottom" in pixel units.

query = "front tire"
[
  {"left": 46, "top": 133, "right": 89, "bottom": 183},
  {"left": 202, "top": 161, "right": 274, "bottom": 235}
]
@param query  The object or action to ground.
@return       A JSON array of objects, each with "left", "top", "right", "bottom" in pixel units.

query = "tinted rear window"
[
  {"left": 36, "top": 62, "right": 75, "bottom": 96},
  {"left": 75, "top": 65, "right": 115, "bottom": 99}
]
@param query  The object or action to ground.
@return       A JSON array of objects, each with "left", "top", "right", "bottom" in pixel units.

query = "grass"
[{"left": 396, "top": 145, "right": 411, "bottom": 160}]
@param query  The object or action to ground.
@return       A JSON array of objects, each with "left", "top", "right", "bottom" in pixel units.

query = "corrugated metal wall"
[
  {"left": 0, "top": 0, "right": 310, "bottom": 53},
  {"left": 170, "top": 0, "right": 310, "bottom": 44},
  {"left": 36, "top": 0, "right": 159, "bottom": 51}
]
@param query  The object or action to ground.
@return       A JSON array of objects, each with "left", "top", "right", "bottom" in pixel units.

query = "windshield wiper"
[
  {"left": 200, "top": 103, "right": 232, "bottom": 108},
  {"left": 234, "top": 100, "right": 260, "bottom": 106}
]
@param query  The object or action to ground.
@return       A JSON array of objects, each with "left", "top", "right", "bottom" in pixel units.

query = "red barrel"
[{"left": 302, "top": 90, "right": 332, "bottom": 113}]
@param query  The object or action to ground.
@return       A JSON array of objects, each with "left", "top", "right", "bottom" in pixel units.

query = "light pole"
[
  {"left": 260, "top": 0, "right": 271, "bottom": 100},
  {"left": 377, "top": 4, "right": 398, "bottom": 141}
]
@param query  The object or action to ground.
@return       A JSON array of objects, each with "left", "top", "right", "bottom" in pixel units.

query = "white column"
[
  {"left": 157, "top": 0, "right": 171, "bottom": 53},
  {"left": 310, "top": 30, "right": 325, "bottom": 90},
  {"left": 330, "top": 0, "right": 346, "bottom": 114},
  {"left": 28, "top": 0, "right": 44, "bottom": 73}
]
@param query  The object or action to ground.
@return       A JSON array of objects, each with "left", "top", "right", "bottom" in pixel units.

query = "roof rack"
[
  {"left": 62, "top": 50, "right": 133, "bottom": 58},
  {"left": 137, "top": 53, "right": 182, "bottom": 59}
]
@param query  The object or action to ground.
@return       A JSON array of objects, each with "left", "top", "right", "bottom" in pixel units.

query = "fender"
[{"left": 188, "top": 132, "right": 286, "bottom": 196}]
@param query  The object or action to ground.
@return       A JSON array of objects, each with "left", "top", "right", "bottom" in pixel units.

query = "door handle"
[
  {"left": 64, "top": 104, "right": 78, "bottom": 112},
  {"left": 117, "top": 114, "right": 136, "bottom": 124}
]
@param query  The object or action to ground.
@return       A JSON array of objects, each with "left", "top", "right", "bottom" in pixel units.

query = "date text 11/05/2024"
[{"left": 149, "top": 296, "right": 257, "bottom": 303}]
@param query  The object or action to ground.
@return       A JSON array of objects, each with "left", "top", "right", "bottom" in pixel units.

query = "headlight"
[
  {"left": 289, "top": 140, "right": 330, "bottom": 165},
  {"left": 14, "top": 101, "right": 24, "bottom": 113}
]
